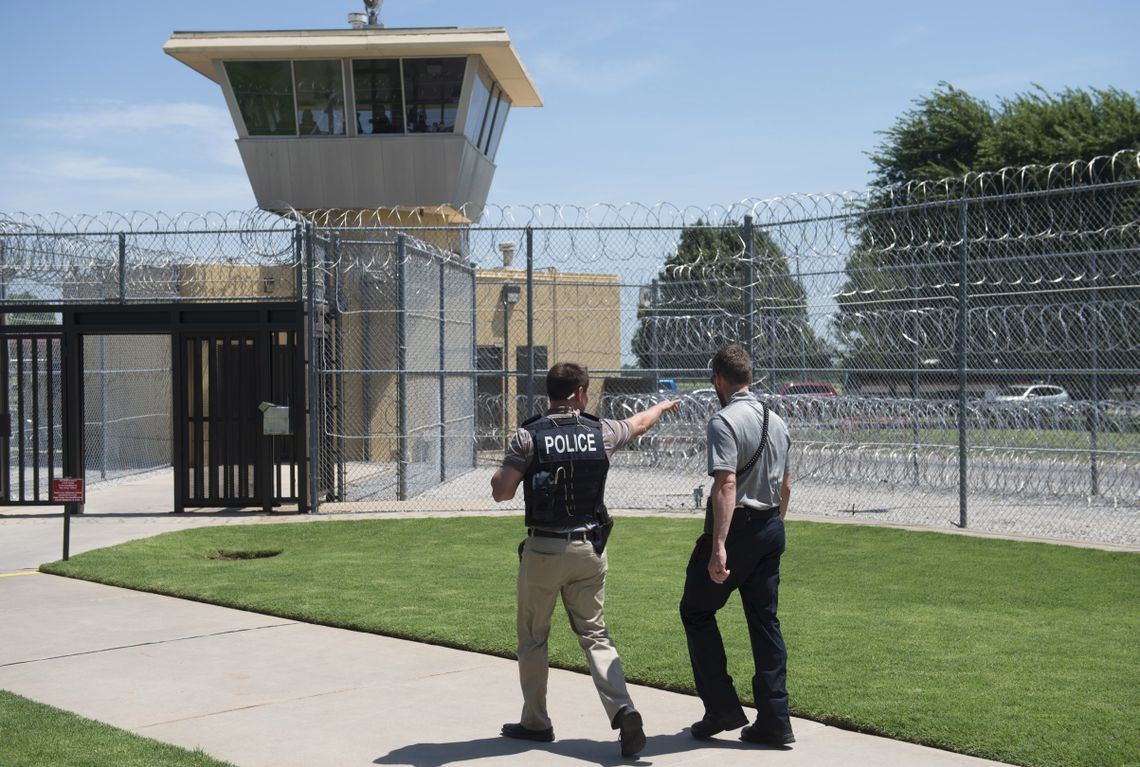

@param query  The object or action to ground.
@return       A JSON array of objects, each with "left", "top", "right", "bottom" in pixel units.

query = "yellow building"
[{"left": 475, "top": 266, "right": 621, "bottom": 438}]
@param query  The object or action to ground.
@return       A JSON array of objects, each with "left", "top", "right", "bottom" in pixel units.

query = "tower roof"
[{"left": 164, "top": 26, "right": 542, "bottom": 107}]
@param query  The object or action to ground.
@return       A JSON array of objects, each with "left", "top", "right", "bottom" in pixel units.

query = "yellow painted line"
[{"left": 0, "top": 571, "right": 40, "bottom": 578}]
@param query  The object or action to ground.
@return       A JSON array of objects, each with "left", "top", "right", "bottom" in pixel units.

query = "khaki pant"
[{"left": 516, "top": 535, "right": 635, "bottom": 730}]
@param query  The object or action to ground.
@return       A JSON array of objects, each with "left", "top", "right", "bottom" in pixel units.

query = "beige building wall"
[{"left": 476, "top": 266, "right": 622, "bottom": 400}]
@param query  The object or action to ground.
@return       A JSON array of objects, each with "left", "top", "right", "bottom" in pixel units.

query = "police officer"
[
  {"left": 680, "top": 344, "right": 795, "bottom": 746},
  {"left": 491, "top": 361, "right": 679, "bottom": 758}
]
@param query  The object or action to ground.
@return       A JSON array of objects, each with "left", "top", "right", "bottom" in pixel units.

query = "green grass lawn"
[
  {"left": 0, "top": 689, "right": 235, "bottom": 767},
  {"left": 41, "top": 517, "right": 1140, "bottom": 767}
]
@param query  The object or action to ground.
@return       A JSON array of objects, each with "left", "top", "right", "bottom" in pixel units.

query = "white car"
[{"left": 993, "top": 384, "right": 1070, "bottom": 404}]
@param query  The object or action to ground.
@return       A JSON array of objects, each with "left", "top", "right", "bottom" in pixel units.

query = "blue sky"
[{"left": 1, "top": 0, "right": 1138, "bottom": 215}]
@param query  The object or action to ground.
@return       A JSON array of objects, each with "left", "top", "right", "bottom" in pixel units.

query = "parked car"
[
  {"left": 775, "top": 382, "right": 838, "bottom": 397},
  {"left": 993, "top": 384, "right": 1070, "bottom": 404}
]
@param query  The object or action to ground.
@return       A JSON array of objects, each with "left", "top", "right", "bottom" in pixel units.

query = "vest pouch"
[{"left": 528, "top": 469, "right": 558, "bottom": 523}]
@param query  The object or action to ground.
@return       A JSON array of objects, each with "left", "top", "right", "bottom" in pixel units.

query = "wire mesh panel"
[
  {"left": 313, "top": 229, "right": 476, "bottom": 505},
  {"left": 82, "top": 335, "right": 171, "bottom": 484}
]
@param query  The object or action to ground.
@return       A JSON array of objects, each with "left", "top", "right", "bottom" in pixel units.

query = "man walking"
[
  {"left": 491, "top": 361, "right": 679, "bottom": 758},
  {"left": 680, "top": 344, "right": 795, "bottom": 746}
]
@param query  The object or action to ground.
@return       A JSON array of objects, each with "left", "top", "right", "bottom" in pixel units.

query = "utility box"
[{"left": 260, "top": 402, "right": 291, "bottom": 435}]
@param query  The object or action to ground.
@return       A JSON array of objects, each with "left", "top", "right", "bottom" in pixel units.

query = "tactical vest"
[{"left": 522, "top": 412, "right": 609, "bottom": 529}]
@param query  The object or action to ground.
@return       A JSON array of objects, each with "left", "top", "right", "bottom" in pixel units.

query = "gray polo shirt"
[{"left": 707, "top": 390, "right": 792, "bottom": 510}]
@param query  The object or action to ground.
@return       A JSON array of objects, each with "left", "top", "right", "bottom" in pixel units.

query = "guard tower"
[{"left": 163, "top": 1, "right": 542, "bottom": 223}]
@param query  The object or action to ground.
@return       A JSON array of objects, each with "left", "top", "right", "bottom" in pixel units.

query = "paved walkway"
[{"left": 0, "top": 475, "right": 1015, "bottom": 767}]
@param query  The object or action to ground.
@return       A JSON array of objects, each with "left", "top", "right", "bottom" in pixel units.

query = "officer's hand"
[
  {"left": 661, "top": 399, "right": 681, "bottom": 415},
  {"left": 708, "top": 546, "right": 730, "bottom": 584}
]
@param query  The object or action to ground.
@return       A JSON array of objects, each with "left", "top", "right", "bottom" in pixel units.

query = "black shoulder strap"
[{"left": 738, "top": 403, "right": 770, "bottom": 478}]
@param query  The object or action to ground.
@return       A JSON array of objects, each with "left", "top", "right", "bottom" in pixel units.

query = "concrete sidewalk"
[{"left": 1, "top": 573, "right": 1012, "bottom": 767}]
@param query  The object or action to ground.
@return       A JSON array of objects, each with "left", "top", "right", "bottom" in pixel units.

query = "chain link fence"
[{"left": 1, "top": 151, "right": 1137, "bottom": 545}]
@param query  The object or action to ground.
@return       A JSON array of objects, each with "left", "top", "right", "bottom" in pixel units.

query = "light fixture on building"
[{"left": 501, "top": 284, "right": 521, "bottom": 305}]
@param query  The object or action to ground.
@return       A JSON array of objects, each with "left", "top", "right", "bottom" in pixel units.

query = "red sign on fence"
[{"left": 53, "top": 478, "right": 84, "bottom": 503}]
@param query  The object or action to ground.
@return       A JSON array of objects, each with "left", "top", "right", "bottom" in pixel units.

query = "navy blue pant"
[{"left": 679, "top": 511, "right": 791, "bottom": 735}]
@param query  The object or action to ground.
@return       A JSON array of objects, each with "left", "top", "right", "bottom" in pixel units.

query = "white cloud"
[
  {"left": 23, "top": 102, "right": 232, "bottom": 139},
  {"left": 1, "top": 152, "right": 253, "bottom": 214},
  {"left": 13, "top": 154, "right": 167, "bottom": 184}
]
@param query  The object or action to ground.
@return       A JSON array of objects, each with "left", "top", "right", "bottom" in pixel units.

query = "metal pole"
[
  {"left": 1089, "top": 249, "right": 1100, "bottom": 496},
  {"left": 396, "top": 234, "right": 408, "bottom": 501},
  {"left": 99, "top": 336, "right": 107, "bottom": 480},
  {"left": 62, "top": 319, "right": 85, "bottom": 558},
  {"left": 469, "top": 250, "right": 477, "bottom": 469},
  {"left": 333, "top": 234, "right": 345, "bottom": 501},
  {"left": 439, "top": 253, "right": 447, "bottom": 482},
  {"left": 743, "top": 216, "right": 756, "bottom": 376},
  {"left": 502, "top": 296, "right": 510, "bottom": 452},
  {"left": 911, "top": 249, "right": 920, "bottom": 486},
  {"left": 118, "top": 233, "right": 127, "bottom": 304},
  {"left": 956, "top": 200, "right": 969, "bottom": 529},
  {"left": 651, "top": 278, "right": 659, "bottom": 386},
  {"left": 304, "top": 224, "right": 320, "bottom": 513},
  {"left": 525, "top": 227, "right": 535, "bottom": 420}
]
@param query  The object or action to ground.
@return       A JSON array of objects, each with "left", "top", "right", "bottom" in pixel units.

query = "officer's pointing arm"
[{"left": 625, "top": 398, "right": 681, "bottom": 438}]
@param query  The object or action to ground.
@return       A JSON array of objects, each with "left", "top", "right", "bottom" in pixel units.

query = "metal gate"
[
  {"left": 175, "top": 325, "right": 307, "bottom": 513},
  {"left": 0, "top": 334, "right": 64, "bottom": 504}
]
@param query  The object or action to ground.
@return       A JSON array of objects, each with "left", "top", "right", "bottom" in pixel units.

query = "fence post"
[
  {"left": 525, "top": 226, "right": 535, "bottom": 420},
  {"left": 911, "top": 244, "right": 920, "bottom": 485},
  {"left": 304, "top": 224, "right": 320, "bottom": 514},
  {"left": 651, "top": 278, "right": 660, "bottom": 385},
  {"left": 1089, "top": 249, "right": 1100, "bottom": 496},
  {"left": 439, "top": 251, "right": 447, "bottom": 482},
  {"left": 469, "top": 248, "right": 477, "bottom": 469},
  {"left": 117, "top": 233, "right": 127, "bottom": 303},
  {"left": 956, "top": 200, "right": 969, "bottom": 529},
  {"left": 742, "top": 216, "right": 756, "bottom": 378},
  {"left": 396, "top": 233, "right": 408, "bottom": 501},
  {"left": 332, "top": 233, "right": 345, "bottom": 501},
  {"left": 99, "top": 336, "right": 107, "bottom": 480}
]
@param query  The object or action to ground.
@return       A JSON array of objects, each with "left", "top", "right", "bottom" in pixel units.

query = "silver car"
[{"left": 993, "top": 384, "right": 1071, "bottom": 403}]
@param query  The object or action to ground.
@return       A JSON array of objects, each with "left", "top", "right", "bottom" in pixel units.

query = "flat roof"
[{"left": 164, "top": 27, "right": 542, "bottom": 107}]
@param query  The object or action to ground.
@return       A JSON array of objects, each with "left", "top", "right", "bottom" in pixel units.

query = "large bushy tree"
[{"left": 838, "top": 84, "right": 1140, "bottom": 397}]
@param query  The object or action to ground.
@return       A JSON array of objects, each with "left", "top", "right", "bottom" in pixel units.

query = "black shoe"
[
  {"left": 501, "top": 722, "right": 555, "bottom": 742},
  {"left": 615, "top": 708, "right": 646, "bottom": 758},
  {"left": 740, "top": 723, "right": 795, "bottom": 746},
  {"left": 689, "top": 712, "right": 748, "bottom": 740}
]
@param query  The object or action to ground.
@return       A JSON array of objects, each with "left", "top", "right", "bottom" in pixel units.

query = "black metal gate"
[
  {"left": 175, "top": 326, "right": 306, "bottom": 513},
  {"left": 0, "top": 334, "right": 64, "bottom": 504}
]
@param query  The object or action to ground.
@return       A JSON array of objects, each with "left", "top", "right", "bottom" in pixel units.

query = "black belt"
[
  {"left": 733, "top": 506, "right": 780, "bottom": 523},
  {"left": 529, "top": 528, "right": 594, "bottom": 541}
]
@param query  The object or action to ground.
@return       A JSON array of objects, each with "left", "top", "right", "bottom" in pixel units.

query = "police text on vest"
[{"left": 544, "top": 432, "right": 598, "bottom": 454}]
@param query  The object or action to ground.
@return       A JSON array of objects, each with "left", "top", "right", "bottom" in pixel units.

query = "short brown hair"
[
  {"left": 711, "top": 345, "right": 752, "bottom": 386},
  {"left": 547, "top": 361, "right": 589, "bottom": 401}
]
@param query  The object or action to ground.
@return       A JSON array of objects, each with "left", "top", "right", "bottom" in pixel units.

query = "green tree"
[
  {"left": 632, "top": 221, "right": 833, "bottom": 383},
  {"left": 839, "top": 84, "right": 1140, "bottom": 397},
  {"left": 868, "top": 83, "right": 994, "bottom": 186}
]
